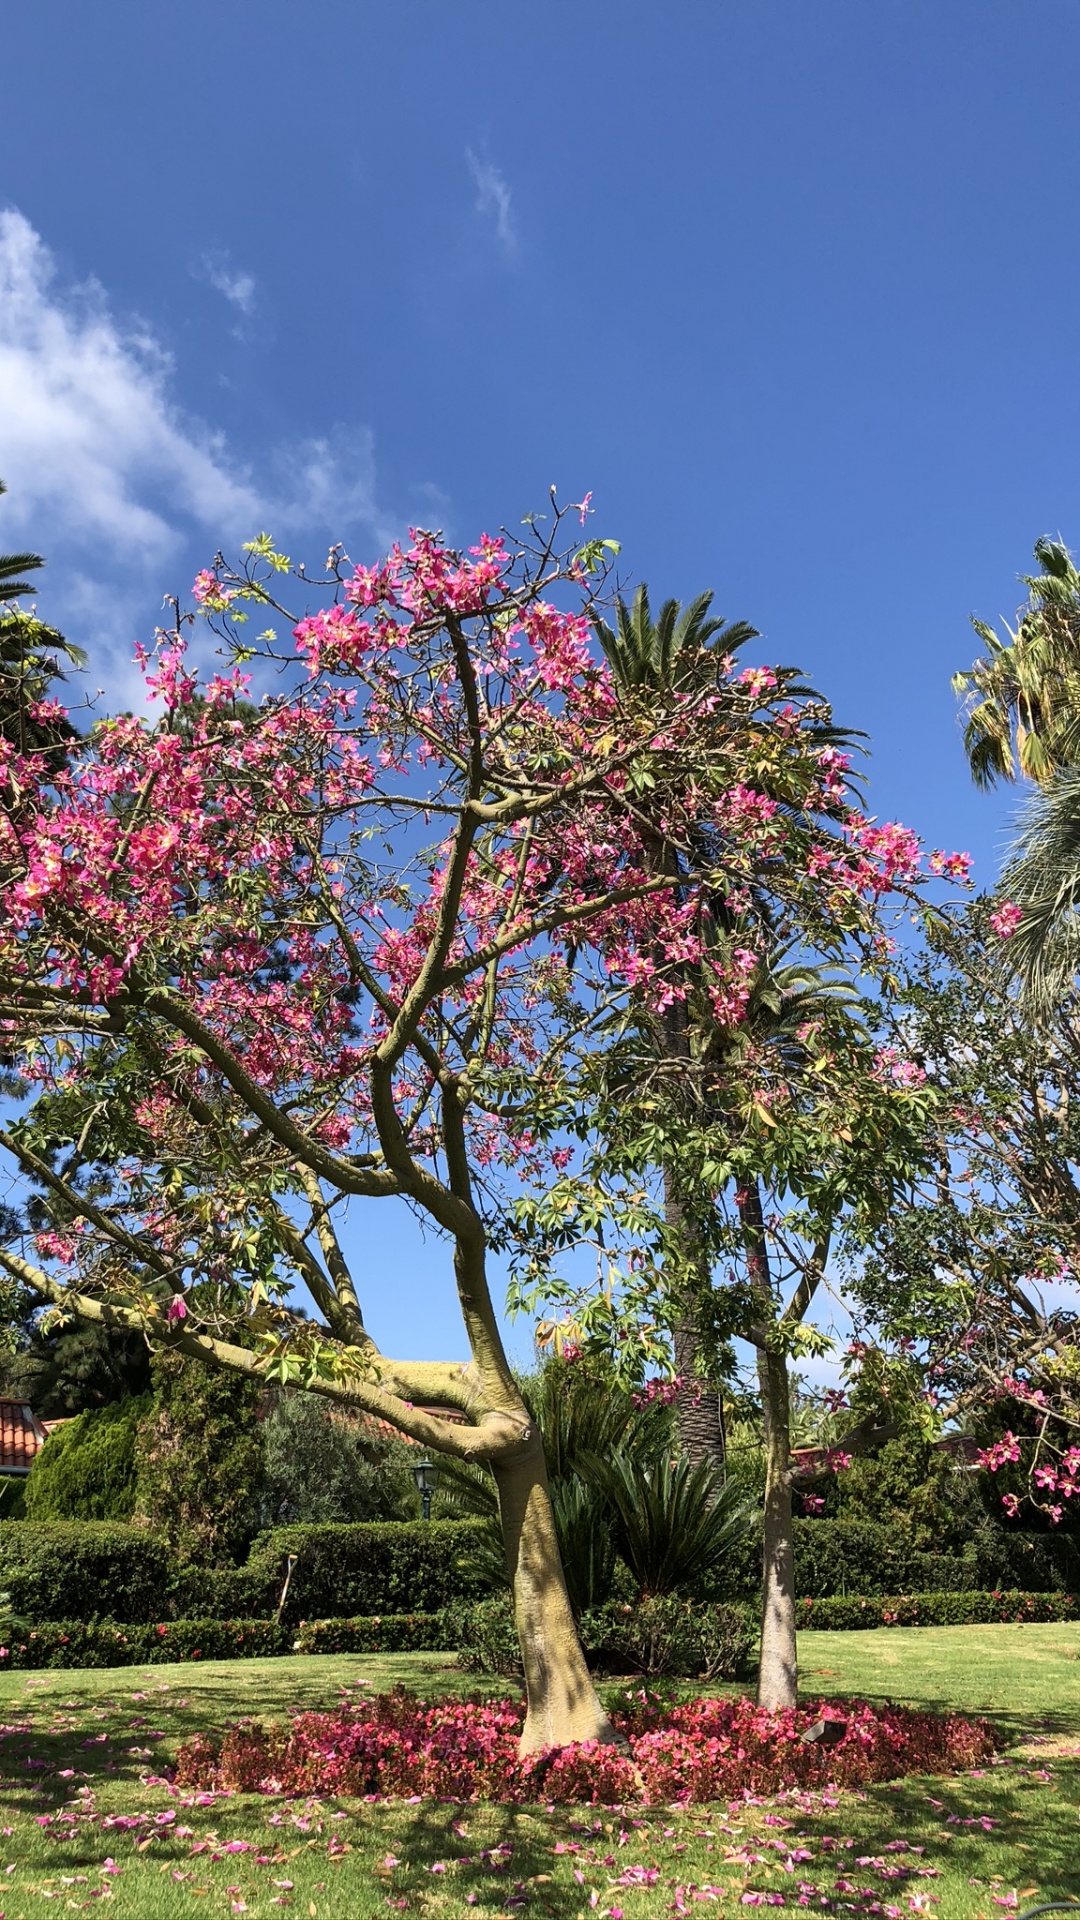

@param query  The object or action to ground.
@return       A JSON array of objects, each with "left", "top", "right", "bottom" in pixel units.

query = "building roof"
[{"left": 0, "top": 1399, "right": 48, "bottom": 1475}]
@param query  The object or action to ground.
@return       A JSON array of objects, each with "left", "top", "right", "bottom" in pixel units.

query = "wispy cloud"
[
  {"left": 196, "top": 248, "right": 257, "bottom": 315},
  {"left": 466, "top": 148, "right": 517, "bottom": 257},
  {"left": 0, "top": 207, "right": 394, "bottom": 698}
]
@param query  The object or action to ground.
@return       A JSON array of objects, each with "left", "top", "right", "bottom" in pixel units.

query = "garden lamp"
[{"left": 411, "top": 1455, "right": 440, "bottom": 1521}]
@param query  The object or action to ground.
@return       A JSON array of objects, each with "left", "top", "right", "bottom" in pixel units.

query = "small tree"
[
  {"left": 0, "top": 505, "right": 930, "bottom": 1748},
  {"left": 134, "top": 1351, "right": 264, "bottom": 1564}
]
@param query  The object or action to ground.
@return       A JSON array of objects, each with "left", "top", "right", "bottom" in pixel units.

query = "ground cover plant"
[{"left": 0, "top": 1627, "right": 1075, "bottom": 1918}]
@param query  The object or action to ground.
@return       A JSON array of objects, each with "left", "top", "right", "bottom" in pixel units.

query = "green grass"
[{"left": 0, "top": 1630, "right": 1076, "bottom": 1919}]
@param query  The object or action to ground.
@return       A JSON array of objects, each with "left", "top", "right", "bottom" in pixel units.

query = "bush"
[
  {"left": 446, "top": 1594, "right": 524, "bottom": 1676},
  {"left": 23, "top": 1394, "right": 152, "bottom": 1522},
  {"left": 0, "top": 1522, "right": 174, "bottom": 1623},
  {"left": 172, "top": 1563, "right": 275, "bottom": 1620},
  {"left": 293, "top": 1612, "right": 449, "bottom": 1655},
  {"left": 448, "top": 1593, "right": 753, "bottom": 1680},
  {"left": 582, "top": 1597, "right": 754, "bottom": 1679},
  {"left": 0, "top": 1617, "right": 288, "bottom": 1670},
  {"left": 797, "top": 1587, "right": 1080, "bottom": 1630},
  {"left": 175, "top": 1690, "right": 997, "bottom": 1802},
  {"left": 247, "top": 1519, "right": 492, "bottom": 1622}
]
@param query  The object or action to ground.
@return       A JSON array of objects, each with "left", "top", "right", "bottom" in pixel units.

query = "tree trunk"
[
  {"left": 663, "top": 1165, "right": 726, "bottom": 1473},
  {"left": 756, "top": 1340, "right": 798, "bottom": 1711},
  {"left": 492, "top": 1431, "right": 619, "bottom": 1753},
  {"left": 673, "top": 1313, "right": 727, "bottom": 1470},
  {"left": 737, "top": 1177, "right": 798, "bottom": 1711}
]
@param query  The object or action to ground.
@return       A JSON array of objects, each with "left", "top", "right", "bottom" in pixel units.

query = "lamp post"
[{"left": 411, "top": 1455, "right": 439, "bottom": 1522}]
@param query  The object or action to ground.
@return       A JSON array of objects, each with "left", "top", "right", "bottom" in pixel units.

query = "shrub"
[
  {"left": 294, "top": 1612, "right": 448, "bottom": 1655},
  {"left": 24, "top": 1394, "right": 152, "bottom": 1521},
  {"left": 446, "top": 1594, "right": 523, "bottom": 1676},
  {"left": 582, "top": 1596, "right": 754, "bottom": 1679},
  {"left": 0, "top": 1522, "right": 174, "bottom": 1622},
  {"left": 797, "top": 1587, "right": 1080, "bottom": 1630},
  {"left": 173, "top": 1563, "right": 275, "bottom": 1620},
  {"left": 0, "top": 1617, "right": 288, "bottom": 1670},
  {"left": 449, "top": 1593, "right": 753, "bottom": 1680},
  {"left": 175, "top": 1690, "right": 997, "bottom": 1802},
  {"left": 247, "top": 1518, "right": 491, "bottom": 1622}
]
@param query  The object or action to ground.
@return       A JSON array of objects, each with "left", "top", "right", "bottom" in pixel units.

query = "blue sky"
[{"left": 2, "top": 1, "right": 1077, "bottom": 1375}]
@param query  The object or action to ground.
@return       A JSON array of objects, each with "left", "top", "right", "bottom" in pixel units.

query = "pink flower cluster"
[
  {"left": 174, "top": 1691, "right": 996, "bottom": 1805},
  {"left": 989, "top": 900, "right": 1023, "bottom": 938}
]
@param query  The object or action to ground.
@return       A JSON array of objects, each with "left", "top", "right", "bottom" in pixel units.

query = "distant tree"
[
  {"left": 0, "top": 1311, "right": 152, "bottom": 1417},
  {"left": 258, "top": 1391, "right": 416, "bottom": 1526}
]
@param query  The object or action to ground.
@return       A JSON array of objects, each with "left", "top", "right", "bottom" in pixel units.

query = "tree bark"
[
  {"left": 738, "top": 1177, "right": 798, "bottom": 1711},
  {"left": 491, "top": 1430, "right": 619, "bottom": 1753},
  {"left": 673, "top": 1312, "right": 727, "bottom": 1470},
  {"left": 663, "top": 1165, "right": 726, "bottom": 1474},
  {"left": 756, "top": 1339, "right": 798, "bottom": 1710}
]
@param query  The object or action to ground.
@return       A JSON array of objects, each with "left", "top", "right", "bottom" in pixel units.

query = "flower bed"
[{"left": 174, "top": 1688, "right": 996, "bottom": 1804}]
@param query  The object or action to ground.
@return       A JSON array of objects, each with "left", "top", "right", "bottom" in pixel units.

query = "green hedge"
[
  {"left": 0, "top": 1522, "right": 174, "bottom": 1623},
  {"left": 797, "top": 1588, "right": 1080, "bottom": 1630},
  {"left": 293, "top": 1612, "right": 450, "bottom": 1655},
  {"left": 247, "top": 1519, "right": 492, "bottom": 1621},
  {"left": 0, "top": 1617, "right": 289, "bottom": 1670}
]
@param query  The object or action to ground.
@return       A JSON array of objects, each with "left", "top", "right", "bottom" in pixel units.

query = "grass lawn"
[{"left": 0, "top": 1628, "right": 1074, "bottom": 1920}]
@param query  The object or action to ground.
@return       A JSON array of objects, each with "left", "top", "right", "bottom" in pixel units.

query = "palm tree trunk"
[
  {"left": 738, "top": 1179, "right": 798, "bottom": 1710},
  {"left": 658, "top": 996, "right": 726, "bottom": 1475}
]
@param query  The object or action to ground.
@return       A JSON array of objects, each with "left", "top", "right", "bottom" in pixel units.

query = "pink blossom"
[{"left": 989, "top": 900, "right": 1024, "bottom": 938}]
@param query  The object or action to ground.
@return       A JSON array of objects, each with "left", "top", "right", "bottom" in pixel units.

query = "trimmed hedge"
[
  {"left": 0, "top": 1522, "right": 174, "bottom": 1623},
  {"left": 247, "top": 1519, "right": 492, "bottom": 1621},
  {"left": 0, "top": 1617, "right": 289, "bottom": 1670},
  {"left": 797, "top": 1588, "right": 1080, "bottom": 1630},
  {"left": 293, "top": 1612, "right": 450, "bottom": 1655}
]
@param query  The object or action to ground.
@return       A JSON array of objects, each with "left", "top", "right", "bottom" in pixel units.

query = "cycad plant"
[
  {"left": 436, "top": 1359, "right": 751, "bottom": 1614},
  {"left": 587, "top": 1449, "right": 752, "bottom": 1598}
]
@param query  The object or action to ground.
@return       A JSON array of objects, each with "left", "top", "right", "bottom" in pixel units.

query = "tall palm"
[
  {"left": 0, "top": 480, "right": 85, "bottom": 765},
  {"left": 593, "top": 586, "right": 760, "bottom": 1469},
  {"left": 953, "top": 537, "right": 1080, "bottom": 789},
  {"left": 955, "top": 538, "right": 1080, "bottom": 1007},
  {"left": 996, "top": 770, "right": 1080, "bottom": 1010}
]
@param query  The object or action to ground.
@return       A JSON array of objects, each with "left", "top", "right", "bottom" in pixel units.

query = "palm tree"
[
  {"left": 953, "top": 537, "right": 1080, "bottom": 789},
  {"left": 996, "top": 770, "right": 1080, "bottom": 1011},
  {"left": 592, "top": 587, "right": 759, "bottom": 1470},
  {"left": 0, "top": 480, "right": 85, "bottom": 765}
]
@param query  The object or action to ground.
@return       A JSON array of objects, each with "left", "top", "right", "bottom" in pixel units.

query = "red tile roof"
[{"left": 0, "top": 1400, "right": 47, "bottom": 1474}]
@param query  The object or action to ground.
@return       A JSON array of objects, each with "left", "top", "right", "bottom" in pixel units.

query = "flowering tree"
[{"left": 0, "top": 502, "right": 940, "bottom": 1750}]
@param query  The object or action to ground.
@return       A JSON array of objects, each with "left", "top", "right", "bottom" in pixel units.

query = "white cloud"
[
  {"left": 197, "top": 249, "right": 257, "bottom": 315},
  {"left": 0, "top": 207, "right": 395, "bottom": 695},
  {"left": 466, "top": 149, "right": 517, "bottom": 256}
]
